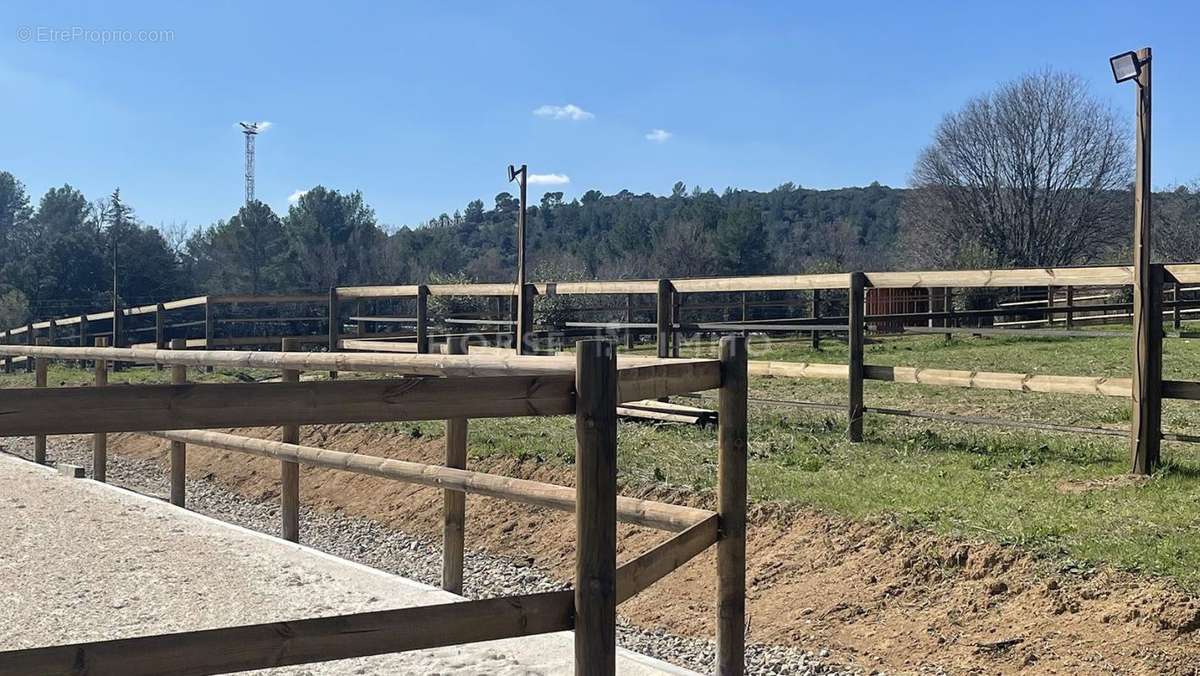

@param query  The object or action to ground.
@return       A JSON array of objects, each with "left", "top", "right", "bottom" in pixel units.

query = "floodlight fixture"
[{"left": 1110, "top": 51, "right": 1142, "bottom": 84}]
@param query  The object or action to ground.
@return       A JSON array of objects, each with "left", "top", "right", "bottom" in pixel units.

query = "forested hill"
[
  {"left": 387, "top": 182, "right": 905, "bottom": 285},
  {"left": 4, "top": 164, "right": 1198, "bottom": 330},
  {"left": 0, "top": 172, "right": 907, "bottom": 327}
]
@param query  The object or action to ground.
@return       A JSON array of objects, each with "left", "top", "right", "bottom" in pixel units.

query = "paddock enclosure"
[
  {"left": 3, "top": 262, "right": 1198, "bottom": 467},
  {"left": 1, "top": 262, "right": 1199, "bottom": 674}
]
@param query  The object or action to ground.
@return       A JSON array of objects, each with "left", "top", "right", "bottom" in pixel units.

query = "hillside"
[{"left": 383, "top": 183, "right": 906, "bottom": 285}]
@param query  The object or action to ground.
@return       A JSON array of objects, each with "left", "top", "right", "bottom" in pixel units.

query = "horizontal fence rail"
[
  {"left": 0, "top": 591, "right": 576, "bottom": 676},
  {"left": 146, "top": 429, "right": 713, "bottom": 532},
  {"left": 0, "top": 376, "right": 578, "bottom": 434},
  {"left": 9, "top": 263, "right": 1200, "bottom": 336}
]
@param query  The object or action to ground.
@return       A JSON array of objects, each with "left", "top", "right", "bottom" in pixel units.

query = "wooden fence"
[
  {"left": 4, "top": 262, "right": 1200, "bottom": 472},
  {"left": 3, "top": 263, "right": 1200, "bottom": 671},
  {"left": 0, "top": 337, "right": 747, "bottom": 675}
]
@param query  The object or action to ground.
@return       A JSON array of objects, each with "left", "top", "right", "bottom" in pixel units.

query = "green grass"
[
  {"left": 0, "top": 363, "right": 276, "bottom": 387},
  {"left": 541, "top": 328, "right": 1200, "bottom": 589},
  {"left": 444, "top": 399, "right": 1200, "bottom": 589},
  {"left": 6, "top": 328, "right": 1200, "bottom": 589}
]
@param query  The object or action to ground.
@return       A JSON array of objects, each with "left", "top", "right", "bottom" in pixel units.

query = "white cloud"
[
  {"left": 287, "top": 189, "right": 308, "bottom": 204},
  {"left": 532, "top": 104, "right": 594, "bottom": 121},
  {"left": 527, "top": 173, "right": 570, "bottom": 186},
  {"left": 645, "top": 129, "right": 672, "bottom": 143}
]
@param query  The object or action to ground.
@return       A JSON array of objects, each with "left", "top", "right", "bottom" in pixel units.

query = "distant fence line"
[{"left": 3, "top": 262, "right": 1199, "bottom": 474}]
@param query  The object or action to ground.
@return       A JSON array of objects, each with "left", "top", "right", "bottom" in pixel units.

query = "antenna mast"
[{"left": 239, "top": 122, "right": 259, "bottom": 205}]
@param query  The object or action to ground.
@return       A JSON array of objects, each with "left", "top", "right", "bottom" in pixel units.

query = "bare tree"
[
  {"left": 652, "top": 219, "right": 718, "bottom": 278},
  {"left": 158, "top": 220, "right": 192, "bottom": 257},
  {"left": 1156, "top": 182, "right": 1200, "bottom": 262},
  {"left": 802, "top": 219, "right": 868, "bottom": 271},
  {"left": 901, "top": 70, "right": 1131, "bottom": 269}
]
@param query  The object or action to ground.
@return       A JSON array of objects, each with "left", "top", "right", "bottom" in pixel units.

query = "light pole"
[
  {"left": 508, "top": 164, "right": 530, "bottom": 354},
  {"left": 1111, "top": 47, "right": 1158, "bottom": 474},
  {"left": 110, "top": 204, "right": 121, "bottom": 351}
]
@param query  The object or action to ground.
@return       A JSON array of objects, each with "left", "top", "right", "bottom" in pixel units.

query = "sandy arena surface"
[{"left": 0, "top": 453, "right": 692, "bottom": 675}]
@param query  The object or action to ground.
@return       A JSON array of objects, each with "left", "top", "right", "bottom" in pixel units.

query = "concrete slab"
[{"left": 0, "top": 453, "right": 693, "bottom": 675}]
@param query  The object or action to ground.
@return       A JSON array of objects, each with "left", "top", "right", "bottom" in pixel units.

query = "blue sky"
[{"left": 2, "top": 0, "right": 1197, "bottom": 230}]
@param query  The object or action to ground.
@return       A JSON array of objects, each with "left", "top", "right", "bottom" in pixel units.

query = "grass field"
[{"left": 6, "top": 327, "right": 1200, "bottom": 589}]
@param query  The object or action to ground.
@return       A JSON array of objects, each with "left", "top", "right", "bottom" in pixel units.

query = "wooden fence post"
[
  {"left": 281, "top": 337, "right": 301, "bottom": 542},
  {"left": 25, "top": 322, "right": 33, "bottom": 372},
  {"left": 113, "top": 305, "right": 128, "bottom": 354},
  {"left": 927, "top": 288, "right": 935, "bottom": 328},
  {"left": 93, "top": 337, "right": 109, "bottom": 482},
  {"left": 493, "top": 295, "right": 505, "bottom": 344},
  {"left": 1131, "top": 264, "right": 1163, "bottom": 474},
  {"left": 717, "top": 336, "right": 747, "bottom": 676},
  {"left": 47, "top": 319, "right": 57, "bottom": 347},
  {"left": 509, "top": 292, "right": 520, "bottom": 351},
  {"left": 574, "top": 339, "right": 617, "bottom": 675},
  {"left": 33, "top": 338, "right": 48, "bottom": 464},
  {"left": 656, "top": 279, "right": 673, "bottom": 359},
  {"left": 170, "top": 338, "right": 188, "bottom": 506},
  {"left": 740, "top": 292, "right": 749, "bottom": 339},
  {"left": 848, "top": 272, "right": 866, "bottom": 442},
  {"left": 355, "top": 299, "right": 365, "bottom": 338},
  {"left": 1065, "top": 286, "right": 1075, "bottom": 330},
  {"left": 624, "top": 294, "right": 634, "bottom": 350},
  {"left": 1173, "top": 281, "right": 1183, "bottom": 330},
  {"left": 671, "top": 291, "right": 682, "bottom": 358},
  {"left": 204, "top": 299, "right": 215, "bottom": 373},
  {"left": 443, "top": 336, "right": 469, "bottom": 594},
  {"left": 3, "top": 330, "right": 11, "bottom": 374},
  {"left": 155, "top": 303, "right": 166, "bottom": 371},
  {"left": 327, "top": 287, "right": 340, "bottom": 379},
  {"left": 516, "top": 283, "right": 534, "bottom": 356},
  {"left": 811, "top": 289, "right": 822, "bottom": 350},
  {"left": 943, "top": 287, "right": 953, "bottom": 341},
  {"left": 78, "top": 314, "right": 89, "bottom": 368},
  {"left": 416, "top": 285, "right": 430, "bottom": 354}
]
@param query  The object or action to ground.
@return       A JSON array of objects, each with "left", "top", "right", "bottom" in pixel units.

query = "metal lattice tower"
[{"left": 239, "top": 122, "right": 259, "bottom": 205}]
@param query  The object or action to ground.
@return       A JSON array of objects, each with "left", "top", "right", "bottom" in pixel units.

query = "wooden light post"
[
  {"left": 1114, "top": 47, "right": 1161, "bottom": 474},
  {"left": 508, "top": 164, "right": 532, "bottom": 355}
]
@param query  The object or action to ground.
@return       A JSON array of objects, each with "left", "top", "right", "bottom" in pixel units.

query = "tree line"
[
  {"left": 1, "top": 70, "right": 1197, "bottom": 328},
  {"left": 0, "top": 174, "right": 910, "bottom": 325}
]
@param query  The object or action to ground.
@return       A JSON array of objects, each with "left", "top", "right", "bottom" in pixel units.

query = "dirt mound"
[{"left": 111, "top": 426, "right": 1200, "bottom": 674}]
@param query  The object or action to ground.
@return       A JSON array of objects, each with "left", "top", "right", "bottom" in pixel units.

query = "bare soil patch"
[
  {"left": 112, "top": 426, "right": 1200, "bottom": 674},
  {"left": 1056, "top": 474, "right": 1153, "bottom": 494}
]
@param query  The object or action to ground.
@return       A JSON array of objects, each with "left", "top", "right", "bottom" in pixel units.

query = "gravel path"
[
  {"left": 0, "top": 451, "right": 686, "bottom": 675},
  {"left": 0, "top": 435, "right": 857, "bottom": 675}
]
